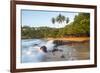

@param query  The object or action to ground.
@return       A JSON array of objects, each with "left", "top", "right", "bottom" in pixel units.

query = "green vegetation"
[{"left": 21, "top": 13, "right": 90, "bottom": 39}]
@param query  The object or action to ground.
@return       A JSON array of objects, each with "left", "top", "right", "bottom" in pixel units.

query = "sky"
[{"left": 21, "top": 9, "right": 78, "bottom": 28}]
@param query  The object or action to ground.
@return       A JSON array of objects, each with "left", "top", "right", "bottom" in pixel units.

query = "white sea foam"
[{"left": 45, "top": 40, "right": 56, "bottom": 51}]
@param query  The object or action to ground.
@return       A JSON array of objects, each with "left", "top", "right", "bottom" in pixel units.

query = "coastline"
[
  {"left": 21, "top": 37, "right": 90, "bottom": 61},
  {"left": 22, "top": 37, "right": 90, "bottom": 41},
  {"left": 45, "top": 37, "right": 90, "bottom": 41}
]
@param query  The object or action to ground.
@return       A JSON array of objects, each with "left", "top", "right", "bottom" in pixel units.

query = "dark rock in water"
[
  {"left": 53, "top": 40, "right": 88, "bottom": 46},
  {"left": 61, "top": 55, "right": 65, "bottom": 58},
  {"left": 59, "top": 49, "right": 63, "bottom": 52},
  {"left": 48, "top": 46, "right": 63, "bottom": 56},
  {"left": 52, "top": 48, "right": 59, "bottom": 52},
  {"left": 34, "top": 44, "right": 38, "bottom": 46},
  {"left": 53, "top": 40, "right": 73, "bottom": 45},
  {"left": 52, "top": 47, "right": 63, "bottom": 52},
  {"left": 53, "top": 40, "right": 65, "bottom": 46},
  {"left": 51, "top": 48, "right": 60, "bottom": 56}
]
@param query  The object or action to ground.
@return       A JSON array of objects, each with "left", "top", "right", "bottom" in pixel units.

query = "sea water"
[{"left": 21, "top": 39, "right": 78, "bottom": 63}]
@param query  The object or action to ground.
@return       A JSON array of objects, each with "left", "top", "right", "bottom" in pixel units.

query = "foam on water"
[
  {"left": 21, "top": 39, "right": 77, "bottom": 63},
  {"left": 45, "top": 40, "right": 56, "bottom": 51},
  {"left": 22, "top": 45, "right": 47, "bottom": 63}
]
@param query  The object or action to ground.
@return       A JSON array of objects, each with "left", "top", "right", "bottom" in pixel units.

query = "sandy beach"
[{"left": 46, "top": 37, "right": 89, "bottom": 42}]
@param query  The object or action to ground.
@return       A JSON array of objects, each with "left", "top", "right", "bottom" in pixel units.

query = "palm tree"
[
  {"left": 51, "top": 14, "right": 69, "bottom": 24},
  {"left": 66, "top": 17, "right": 69, "bottom": 24},
  {"left": 52, "top": 17, "right": 55, "bottom": 24},
  {"left": 51, "top": 14, "right": 70, "bottom": 37},
  {"left": 56, "top": 14, "right": 65, "bottom": 24},
  {"left": 51, "top": 14, "right": 70, "bottom": 30}
]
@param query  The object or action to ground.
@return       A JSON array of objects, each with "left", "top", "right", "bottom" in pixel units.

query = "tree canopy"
[{"left": 21, "top": 13, "right": 90, "bottom": 39}]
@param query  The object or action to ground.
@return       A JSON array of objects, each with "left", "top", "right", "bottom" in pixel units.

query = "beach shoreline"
[
  {"left": 45, "top": 37, "right": 90, "bottom": 42},
  {"left": 45, "top": 37, "right": 90, "bottom": 60}
]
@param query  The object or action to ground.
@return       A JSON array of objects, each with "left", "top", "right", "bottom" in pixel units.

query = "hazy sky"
[{"left": 21, "top": 9, "right": 78, "bottom": 28}]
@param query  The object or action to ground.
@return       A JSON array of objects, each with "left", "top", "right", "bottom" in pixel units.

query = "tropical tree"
[
  {"left": 56, "top": 14, "right": 66, "bottom": 24},
  {"left": 66, "top": 17, "right": 69, "bottom": 24},
  {"left": 51, "top": 14, "right": 69, "bottom": 24},
  {"left": 52, "top": 17, "right": 55, "bottom": 24}
]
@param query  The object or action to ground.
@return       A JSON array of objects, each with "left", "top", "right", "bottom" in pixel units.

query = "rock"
[{"left": 61, "top": 55, "right": 65, "bottom": 58}]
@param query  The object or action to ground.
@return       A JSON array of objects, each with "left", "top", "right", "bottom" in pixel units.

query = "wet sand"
[
  {"left": 45, "top": 38, "right": 90, "bottom": 62},
  {"left": 70, "top": 41, "right": 90, "bottom": 60}
]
